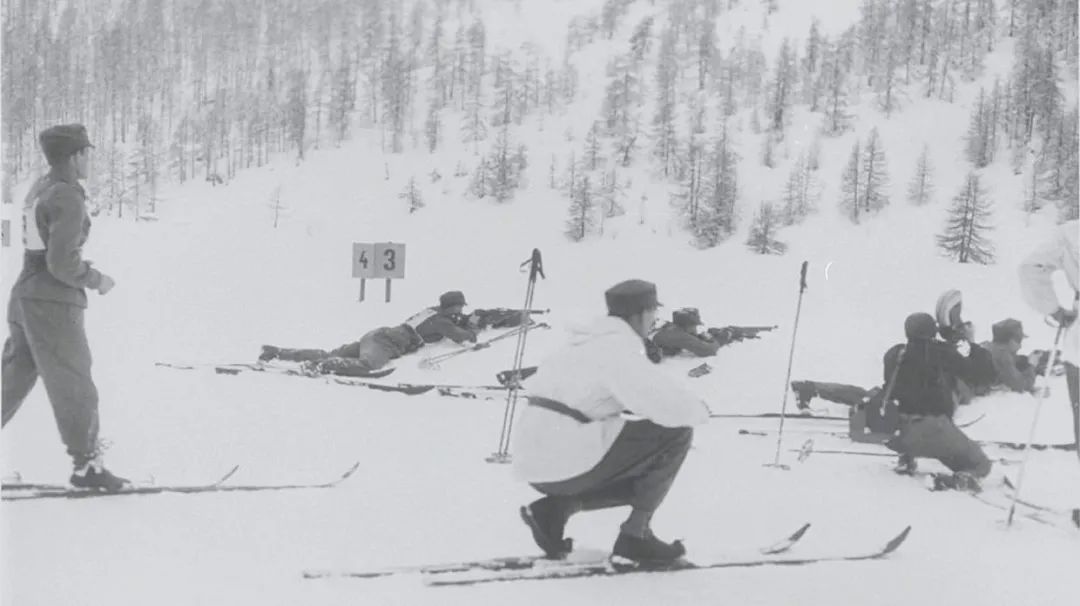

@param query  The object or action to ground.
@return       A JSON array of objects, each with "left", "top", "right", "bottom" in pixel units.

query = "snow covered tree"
[
  {"left": 819, "top": 40, "right": 852, "bottom": 136},
  {"left": 965, "top": 86, "right": 1000, "bottom": 168},
  {"left": 696, "top": 123, "right": 740, "bottom": 247},
  {"left": 399, "top": 176, "right": 424, "bottom": 213},
  {"left": 565, "top": 174, "right": 597, "bottom": 242},
  {"left": 652, "top": 28, "right": 679, "bottom": 176},
  {"left": 425, "top": 102, "right": 442, "bottom": 153},
  {"left": 268, "top": 185, "right": 286, "bottom": 229},
  {"left": 839, "top": 140, "right": 862, "bottom": 223},
  {"left": 584, "top": 121, "right": 604, "bottom": 171},
  {"left": 937, "top": 171, "right": 995, "bottom": 264},
  {"left": 461, "top": 92, "right": 488, "bottom": 155},
  {"left": 780, "top": 155, "right": 818, "bottom": 225},
  {"left": 907, "top": 145, "right": 935, "bottom": 205},
  {"left": 767, "top": 38, "right": 798, "bottom": 136},
  {"left": 860, "top": 128, "right": 890, "bottom": 214},
  {"left": 746, "top": 202, "right": 787, "bottom": 255}
]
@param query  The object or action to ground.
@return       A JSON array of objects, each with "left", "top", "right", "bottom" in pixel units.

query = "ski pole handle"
[{"left": 799, "top": 261, "right": 808, "bottom": 293}]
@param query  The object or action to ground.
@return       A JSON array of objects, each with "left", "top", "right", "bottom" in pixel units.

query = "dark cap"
[
  {"left": 439, "top": 290, "right": 467, "bottom": 309},
  {"left": 672, "top": 307, "right": 702, "bottom": 328},
  {"left": 904, "top": 312, "right": 938, "bottom": 341},
  {"left": 39, "top": 124, "right": 94, "bottom": 165},
  {"left": 992, "top": 318, "right": 1027, "bottom": 343},
  {"left": 605, "top": 279, "right": 661, "bottom": 318}
]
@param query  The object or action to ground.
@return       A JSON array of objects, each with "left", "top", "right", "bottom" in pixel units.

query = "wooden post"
[
  {"left": 359, "top": 279, "right": 366, "bottom": 302},
  {"left": 385, "top": 278, "right": 391, "bottom": 302}
]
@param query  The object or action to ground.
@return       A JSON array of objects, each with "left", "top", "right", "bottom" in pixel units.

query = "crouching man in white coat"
[{"left": 512, "top": 279, "right": 711, "bottom": 566}]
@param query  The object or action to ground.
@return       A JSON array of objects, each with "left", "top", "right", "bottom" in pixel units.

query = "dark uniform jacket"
[
  {"left": 12, "top": 167, "right": 103, "bottom": 307},
  {"left": 883, "top": 340, "right": 986, "bottom": 417},
  {"left": 651, "top": 322, "right": 721, "bottom": 357}
]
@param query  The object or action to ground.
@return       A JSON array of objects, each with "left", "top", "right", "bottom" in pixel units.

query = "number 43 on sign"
[{"left": 353, "top": 242, "right": 406, "bottom": 302}]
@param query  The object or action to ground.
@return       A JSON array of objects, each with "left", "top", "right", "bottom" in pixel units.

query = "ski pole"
[
  {"left": 489, "top": 249, "right": 544, "bottom": 464},
  {"left": 1005, "top": 322, "right": 1065, "bottom": 528},
  {"left": 766, "top": 261, "right": 809, "bottom": 470}
]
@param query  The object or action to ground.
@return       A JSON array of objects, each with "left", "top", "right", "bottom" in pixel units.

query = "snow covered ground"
[{"left": 3, "top": 0, "right": 1079, "bottom": 603}]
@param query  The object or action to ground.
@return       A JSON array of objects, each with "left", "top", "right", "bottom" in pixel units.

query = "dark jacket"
[
  {"left": 651, "top": 322, "right": 720, "bottom": 357},
  {"left": 12, "top": 166, "right": 103, "bottom": 307},
  {"left": 982, "top": 341, "right": 1036, "bottom": 393},
  {"left": 415, "top": 308, "right": 477, "bottom": 344},
  {"left": 883, "top": 339, "right": 986, "bottom": 417}
]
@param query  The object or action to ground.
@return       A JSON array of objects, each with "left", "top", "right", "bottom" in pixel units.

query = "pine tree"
[
  {"left": 907, "top": 145, "right": 935, "bottom": 205},
  {"left": 565, "top": 173, "right": 596, "bottom": 242},
  {"left": 860, "top": 128, "right": 890, "bottom": 214},
  {"left": 937, "top": 172, "right": 995, "bottom": 264},
  {"left": 652, "top": 28, "right": 679, "bottom": 176},
  {"left": 820, "top": 41, "right": 852, "bottom": 135},
  {"left": 839, "top": 140, "right": 862, "bottom": 223},
  {"left": 268, "top": 185, "right": 286, "bottom": 228},
  {"left": 424, "top": 102, "right": 442, "bottom": 152},
  {"left": 780, "top": 155, "right": 818, "bottom": 225},
  {"left": 584, "top": 121, "right": 604, "bottom": 171},
  {"left": 696, "top": 122, "right": 740, "bottom": 247},
  {"left": 767, "top": 38, "right": 797, "bottom": 136},
  {"left": 746, "top": 202, "right": 787, "bottom": 255},
  {"left": 400, "top": 176, "right": 424, "bottom": 213}
]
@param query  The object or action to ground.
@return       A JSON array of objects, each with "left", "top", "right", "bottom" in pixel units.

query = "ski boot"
[
  {"left": 70, "top": 456, "right": 130, "bottom": 492},
  {"left": 300, "top": 360, "right": 325, "bottom": 377},
  {"left": 894, "top": 454, "right": 918, "bottom": 475},
  {"left": 611, "top": 531, "right": 686, "bottom": 569},
  {"left": 929, "top": 471, "right": 982, "bottom": 493},
  {"left": 520, "top": 496, "right": 574, "bottom": 559}
]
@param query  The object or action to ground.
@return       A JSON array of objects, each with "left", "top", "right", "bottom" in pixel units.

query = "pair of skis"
[
  {"left": 303, "top": 522, "right": 912, "bottom": 586},
  {"left": 2, "top": 462, "right": 359, "bottom": 501}
]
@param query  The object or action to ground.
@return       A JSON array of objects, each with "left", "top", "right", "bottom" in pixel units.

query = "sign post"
[{"left": 354, "top": 242, "right": 406, "bottom": 303}]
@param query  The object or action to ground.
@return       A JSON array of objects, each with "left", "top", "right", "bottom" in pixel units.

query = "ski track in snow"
[{"left": 2, "top": 0, "right": 1078, "bottom": 604}]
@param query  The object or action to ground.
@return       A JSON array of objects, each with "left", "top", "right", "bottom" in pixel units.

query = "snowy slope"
[{"left": 2, "top": 0, "right": 1079, "bottom": 604}]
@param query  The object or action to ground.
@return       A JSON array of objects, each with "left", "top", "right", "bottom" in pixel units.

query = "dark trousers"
[
  {"left": 273, "top": 329, "right": 399, "bottom": 376},
  {"left": 806, "top": 381, "right": 872, "bottom": 407},
  {"left": 887, "top": 415, "right": 991, "bottom": 477},
  {"left": 2, "top": 297, "right": 99, "bottom": 465},
  {"left": 530, "top": 420, "right": 693, "bottom": 514}
]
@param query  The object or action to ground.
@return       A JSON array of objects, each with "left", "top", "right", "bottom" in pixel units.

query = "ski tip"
[
  {"left": 883, "top": 526, "right": 912, "bottom": 554},
  {"left": 216, "top": 465, "right": 241, "bottom": 485},
  {"left": 338, "top": 461, "right": 361, "bottom": 482},
  {"left": 790, "top": 522, "right": 812, "bottom": 541}
]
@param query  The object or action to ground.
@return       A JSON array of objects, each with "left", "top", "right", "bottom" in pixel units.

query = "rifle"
[
  {"left": 469, "top": 308, "right": 550, "bottom": 329},
  {"left": 707, "top": 325, "right": 779, "bottom": 342}
]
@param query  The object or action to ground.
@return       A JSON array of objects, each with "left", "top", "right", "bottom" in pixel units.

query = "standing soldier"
[
  {"left": 1019, "top": 219, "right": 1079, "bottom": 457},
  {"left": 513, "top": 279, "right": 710, "bottom": 566},
  {"left": 2, "top": 124, "right": 127, "bottom": 491}
]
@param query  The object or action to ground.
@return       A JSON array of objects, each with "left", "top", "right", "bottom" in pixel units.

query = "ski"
[
  {"left": 302, "top": 522, "right": 812, "bottom": 581},
  {"left": 156, "top": 360, "right": 396, "bottom": 380},
  {"left": 419, "top": 323, "right": 551, "bottom": 370},
  {"left": 711, "top": 412, "right": 849, "bottom": 421},
  {"left": 426, "top": 526, "right": 911, "bottom": 587},
  {"left": 3, "top": 462, "right": 358, "bottom": 501},
  {"left": 794, "top": 447, "right": 1021, "bottom": 466}
]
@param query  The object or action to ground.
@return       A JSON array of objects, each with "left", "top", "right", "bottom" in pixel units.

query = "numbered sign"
[
  {"left": 373, "top": 242, "right": 406, "bottom": 279},
  {"left": 352, "top": 243, "right": 376, "bottom": 278}
]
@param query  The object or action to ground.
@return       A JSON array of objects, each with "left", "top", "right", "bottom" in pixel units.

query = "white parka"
[
  {"left": 512, "top": 316, "right": 711, "bottom": 484},
  {"left": 1019, "top": 220, "right": 1079, "bottom": 364}
]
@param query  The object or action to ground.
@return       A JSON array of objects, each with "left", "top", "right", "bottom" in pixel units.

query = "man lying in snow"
[
  {"left": 256, "top": 291, "right": 528, "bottom": 377},
  {"left": 646, "top": 307, "right": 769, "bottom": 361},
  {"left": 514, "top": 279, "right": 710, "bottom": 566}
]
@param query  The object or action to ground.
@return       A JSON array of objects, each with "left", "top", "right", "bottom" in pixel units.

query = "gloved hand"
[
  {"left": 644, "top": 338, "right": 662, "bottom": 364},
  {"left": 1051, "top": 307, "right": 1078, "bottom": 328},
  {"left": 956, "top": 340, "right": 971, "bottom": 357}
]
